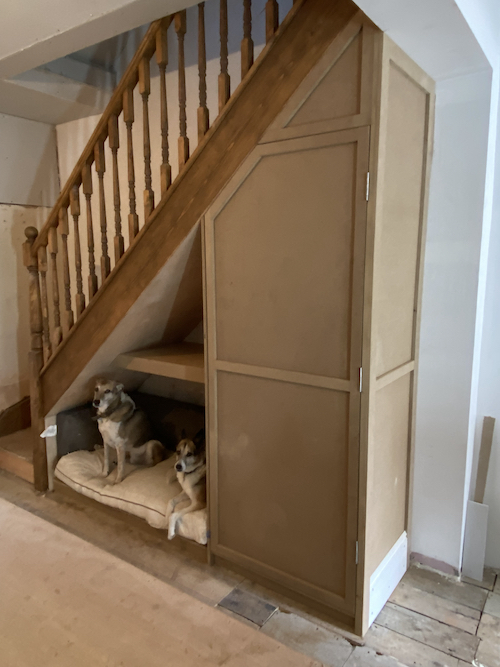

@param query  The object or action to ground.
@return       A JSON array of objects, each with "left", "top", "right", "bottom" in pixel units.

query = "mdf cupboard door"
[{"left": 204, "top": 128, "right": 369, "bottom": 617}]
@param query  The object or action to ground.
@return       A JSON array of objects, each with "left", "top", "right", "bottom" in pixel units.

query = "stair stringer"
[{"left": 40, "top": 0, "right": 360, "bottom": 416}]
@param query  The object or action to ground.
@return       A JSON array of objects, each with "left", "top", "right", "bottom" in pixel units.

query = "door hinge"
[
  {"left": 366, "top": 172, "right": 370, "bottom": 201},
  {"left": 359, "top": 367, "right": 363, "bottom": 393},
  {"left": 355, "top": 541, "right": 359, "bottom": 565}
]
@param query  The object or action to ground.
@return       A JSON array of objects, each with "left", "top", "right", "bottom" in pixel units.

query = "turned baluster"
[
  {"left": 241, "top": 0, "right": 254, "bottom": 78},
  {"left": 139, "top": 57, "right": 155, "bottom": 219},
  {"left": 94, "top": 139, "right": 111, "bottom": 283},
  {"left": 219, "top": 0, "right": 230, "bottom": 112},
  {"left": 197, "top": 3, "right": 209, "bottom": 143},
  {"left": 82, "top": 163, "right": 98, "bottom": 299},
  {"left": 265, "top": 0, "right": 279, "bottom": 43},
  {"left": 176, "top": 11, "right": 189, "bottom": 170},
  {"left": 70, "top": 185, "right": 85, "bottom": 317},
  {"left": 109, "top": 114, "right": 124, "bottom": 262},
  {"left": 23, "top": 227, "right": 48, "bottom": 491},
  {"left": 37, "top": 243, "right": 52, "bottom": 363},
  {"left": 58, "top": 206, "right": 74, "bottom": 332},
  {"left": 48, "top": 227, "right": 62, "bottom": 347},
  {"left": 123, "top": 87, "right": 139, "bottom": 243},
  {"left": 156, "top": 23, "right": 171, "bottom": 194}
]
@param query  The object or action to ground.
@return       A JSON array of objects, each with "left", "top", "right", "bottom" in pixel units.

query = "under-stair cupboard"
[{"left": 12, "top": 0, "right": 434, "bottom": 636}]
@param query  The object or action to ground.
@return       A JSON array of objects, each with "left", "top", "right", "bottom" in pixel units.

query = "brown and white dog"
[
  {"left": 166, "top": 428, "right": 206, "bottom": 539},
  {"left": 93, "top": 378, "right": 164, "bottom": 484}
]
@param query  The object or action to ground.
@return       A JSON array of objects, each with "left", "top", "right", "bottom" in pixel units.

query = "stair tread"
[
  {"left": 0, "top": 429, "right": 34, "bottom": 484},
  {"left": 0, "top": 429, "right": 33, "bottom": 462},
  {"left": 114, "top": 343, "right": 204, "bottom": 384}
]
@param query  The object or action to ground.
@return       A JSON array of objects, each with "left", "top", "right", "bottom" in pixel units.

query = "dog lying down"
[
  {"left": 93, "top": 378, "right": 165, "bottom": 484},
  {"left": 166, "top": 428, "right": 207, "bottom": 540}
]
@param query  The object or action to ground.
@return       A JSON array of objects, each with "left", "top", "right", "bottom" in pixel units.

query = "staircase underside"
[{"left": 40, "top": 0, "right": 359, "bottom": 416}]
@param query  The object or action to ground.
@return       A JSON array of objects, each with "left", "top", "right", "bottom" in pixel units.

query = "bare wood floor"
[{"left": 0, "top": 469, "right": 498, "bottom": 667}]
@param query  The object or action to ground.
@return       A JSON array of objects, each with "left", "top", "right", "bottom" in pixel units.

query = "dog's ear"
[
  {"left": 180, "top": 428, "right": 187, "bottom": 440},
  {"left": 194, "top": 428, "right": 206, "bottom": 449},
  {"left": 116, "top": 383, "right": 124, "bottom": 392}
]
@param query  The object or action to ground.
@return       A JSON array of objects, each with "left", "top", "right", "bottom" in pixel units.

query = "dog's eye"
[{"left": 104, "top": 389, "right": 111, "bottom": 394}]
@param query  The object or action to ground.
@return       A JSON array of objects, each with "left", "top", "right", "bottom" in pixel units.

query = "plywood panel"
[
  {"left": 366, "top": 374, "right": 411, "bottom": 573},
  {"left": 374, "top": 64, "right": 428, "bottom": 377},
  {"left": 215, "top": 372, "right": 351, "bottom": 600},
  {"left": 212, "top": 130, "right": 368, "bottom": 380},
  {"left": 288, "top": 31, "right": 362, "bottom": 127}
]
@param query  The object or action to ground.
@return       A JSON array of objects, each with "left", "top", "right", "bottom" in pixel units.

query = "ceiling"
[{"left": 0, "top": 0, "right": 493, "bottom": 126}]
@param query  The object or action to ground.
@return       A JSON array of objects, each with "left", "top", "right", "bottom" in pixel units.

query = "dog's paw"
[{"left": 168, "top": 513, "right": 179, "bottom": 540}]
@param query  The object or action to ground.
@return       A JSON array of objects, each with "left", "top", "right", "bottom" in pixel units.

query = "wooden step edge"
[
  {"left": 0, "top": 447, "right": 34, "bottom": 484},
  {"left": 0, "top": 396, "right": 31, "bottom": 438}
]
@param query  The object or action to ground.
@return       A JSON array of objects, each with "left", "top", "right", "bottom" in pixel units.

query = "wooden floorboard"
[
  {"left": 476, "top": 613, "right": 500, "bottom": 667},
  {"left": 461, "top": 567, "right": 496, "bottom": 591},
  {"left": 402, "top": 567, "right": 488, "bottom": 612},
  {"left": 0, "top": 469, "right": 498, "bottom": 667},
  {"left": 389, "top": 581, "right": 480, "bottom": 634},
  {"left": 375, "top": 603, "right": 479, "bottom": 662},
  {"left": 365, "top": 624, "right": 460, "bottom": 667},
  {"left": 344, "top": 646, "right": 406, "bottom": 667}
]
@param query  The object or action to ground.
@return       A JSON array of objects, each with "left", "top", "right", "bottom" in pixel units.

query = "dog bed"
[{"left": 54, "top": 449, "right": 208, "bottom": 545}]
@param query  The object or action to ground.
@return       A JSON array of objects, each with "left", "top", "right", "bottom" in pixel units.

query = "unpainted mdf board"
[
  {"left": 373, "top": 62, "right": 429, "bottom": 378},
  {"left": 214, "top": 371, "right": 356, "bottom": 611},
  {"left": 211, "top": 129, "right": 369, "bottom": 380},
  {"left": 366, "top": 374, "right": 411, "bottom": 574},
  {"left": 261, "top": 15, "right": 378, "bottom": 144},
  {"left": 288, "top": 29, "right": 362, "bottom": 126}
]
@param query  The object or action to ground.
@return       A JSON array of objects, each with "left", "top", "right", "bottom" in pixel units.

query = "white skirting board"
[{"left": 369, "top": 532, "right": 407, "bottom": 626}]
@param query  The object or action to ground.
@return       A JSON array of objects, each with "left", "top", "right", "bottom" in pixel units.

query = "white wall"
[
  {"left": 474, "top": 96, "right": 500, "bottom": 566},
  {"left": 0, "top": 113, "right": 59, "bottom": 207},
  {"left": 0, "top": 205, "right": 52, "bottom": 411},
  {"left": 354, "top": 0, "right": 499, "bottom": 573},
  {"left": 412, "top": 70, "right": 492, "bottom": 570},
  {"left": 0, "top": 113, "right": 58, "bottom": 411}
]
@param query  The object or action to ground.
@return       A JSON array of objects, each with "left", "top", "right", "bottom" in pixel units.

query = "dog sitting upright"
[
  {"left": 93, "top": 378, "right": 164, "bottom": 484},
  {"left": 166, "top": 428, "right": 206, "bottom": 539}
]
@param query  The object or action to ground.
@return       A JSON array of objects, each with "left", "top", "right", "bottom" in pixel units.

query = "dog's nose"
[
  {"left": 93, "top": 400, "right": 100, "bottom": 407},
  {"left": 175, "top": 463, "right": 182, "bottom": 471}
]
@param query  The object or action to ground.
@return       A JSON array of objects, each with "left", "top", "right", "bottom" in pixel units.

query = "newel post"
[{"left": 23, "top": 227, "right": 48, "bottom": 492}]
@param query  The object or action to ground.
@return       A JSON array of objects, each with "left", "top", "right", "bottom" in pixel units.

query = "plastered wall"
[{"left": 0, "top": 113, "right": 58, "bottom": 411}]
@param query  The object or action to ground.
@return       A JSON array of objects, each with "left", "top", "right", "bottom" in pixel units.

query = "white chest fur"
[{"left": 98, "top": 419, "right": 124, "bottom": 448}]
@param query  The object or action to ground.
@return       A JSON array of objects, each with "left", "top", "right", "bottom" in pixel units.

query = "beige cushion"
[{"left": 55, "top": 449, "right": 208, "bottom": 545}]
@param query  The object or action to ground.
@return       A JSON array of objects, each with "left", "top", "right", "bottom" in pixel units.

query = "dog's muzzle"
[
  {"left": 93, "top": 400, "right": 100, "bottom": 407},
  {"left": 175, "top": 463, "right": 184, "bottom": 472}
]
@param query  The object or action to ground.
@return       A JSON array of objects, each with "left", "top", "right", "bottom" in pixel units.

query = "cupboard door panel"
[
  {"left": 205, "top": 128, "right": 369, "bottom": 616},
  {"left": 216, "top": 372, "right": 350, "bottom": 597}
]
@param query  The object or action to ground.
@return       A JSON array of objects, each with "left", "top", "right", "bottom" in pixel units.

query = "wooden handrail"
[{"left": 32, "top": 16, "right": 172, "bottom": 255}]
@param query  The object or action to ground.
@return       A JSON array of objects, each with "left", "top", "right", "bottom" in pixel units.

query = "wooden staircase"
[{"left": 18, "top": 0, "right": 359, "bottom": 491}]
